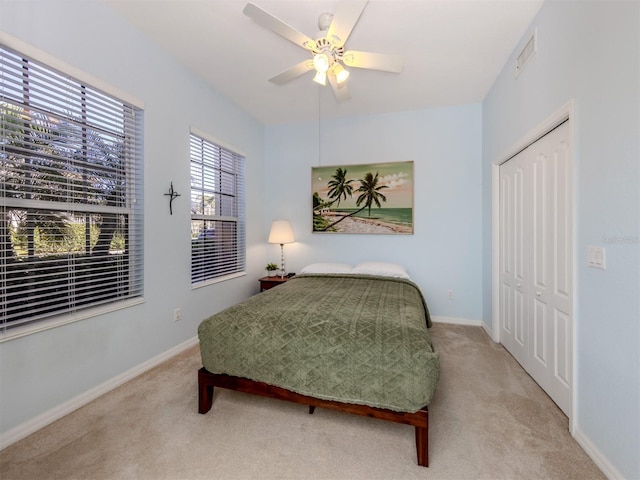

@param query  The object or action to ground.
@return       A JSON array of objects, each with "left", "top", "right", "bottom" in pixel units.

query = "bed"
[{"left": 197, "top": 266, "right": 440, "bottom": 466}]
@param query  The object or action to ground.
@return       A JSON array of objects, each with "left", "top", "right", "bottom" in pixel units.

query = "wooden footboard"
[{"left": 198, "top": 367, "right": 429, "bottom": 467}]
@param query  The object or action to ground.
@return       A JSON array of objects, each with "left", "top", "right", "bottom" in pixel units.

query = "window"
[
  {"left": 1, "top": 45, "right": 143, "bottom": 334},
  {"left": 190, "top": 133, "right": 245, "bottom": 284}
]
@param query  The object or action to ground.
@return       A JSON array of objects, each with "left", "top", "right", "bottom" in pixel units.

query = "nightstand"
[{"left": 259, "top": 275, "right": 290, "bottom": 292}]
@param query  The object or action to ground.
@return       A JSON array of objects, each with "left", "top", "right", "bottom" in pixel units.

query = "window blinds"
[
  {"left": 1, "top": 45, "right": 144, "bottom": 332},
  {"left": 190, "top": 134, "right": 245, "bottom": 284}
]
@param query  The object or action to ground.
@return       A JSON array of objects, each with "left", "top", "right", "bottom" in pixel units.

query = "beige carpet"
[{"left": 1, "top": 324, "right": 604, "bottom": 480}]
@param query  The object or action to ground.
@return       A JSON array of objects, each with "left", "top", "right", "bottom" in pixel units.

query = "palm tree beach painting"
[{"left": 312, "top": 161, "right": 414, "bottom": 234}]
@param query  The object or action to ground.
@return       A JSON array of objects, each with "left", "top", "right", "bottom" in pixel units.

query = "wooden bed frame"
[{"left": 198, "top": 367, "right": 430, "bottom": 467}]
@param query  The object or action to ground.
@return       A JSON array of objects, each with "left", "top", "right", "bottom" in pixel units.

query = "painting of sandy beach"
[{"left": 312, "top": 161, "right": 414, "bottom": 234}]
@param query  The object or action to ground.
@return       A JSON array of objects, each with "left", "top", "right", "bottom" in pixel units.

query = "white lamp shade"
[
  {"left": 313, "top": 53, "right": 330, "bottom": 73},
  {"left": 333, "top": 63, "right": 350, "bottom": 84},
  {"left": 268, "top": 220, "right": 295, "bottom": 244},
  {"left": 312, "top": 70, "right": 327, "bottom": 86}
]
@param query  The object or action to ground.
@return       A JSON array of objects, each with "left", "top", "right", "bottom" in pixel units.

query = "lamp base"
[{"left": 279, "top": 244, "right": 286, "bottom": 277}]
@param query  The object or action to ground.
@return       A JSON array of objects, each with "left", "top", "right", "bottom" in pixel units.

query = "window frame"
[
  {"left": 0, "top": 43, "right": 144, "bottom": 341},
  {"left": 189, "top": 128, "right": 246, "bottom": 286}
]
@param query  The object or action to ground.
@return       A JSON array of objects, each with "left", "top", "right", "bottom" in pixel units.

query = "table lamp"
[{"left": 268, "top": 220, "right": 295, "bottom": 277}]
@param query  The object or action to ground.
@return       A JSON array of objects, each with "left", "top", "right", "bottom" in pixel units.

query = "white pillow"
[
  {"left": 351, "top": 261, "right": 410, "bottom": 279},
  {"left": 300, "top": 263, "right": 353, "bottom": 274}
]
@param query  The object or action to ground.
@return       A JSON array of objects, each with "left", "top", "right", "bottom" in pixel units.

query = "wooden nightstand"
[{"left": 259, "top": 275, "right": 290, "bottom": 292}]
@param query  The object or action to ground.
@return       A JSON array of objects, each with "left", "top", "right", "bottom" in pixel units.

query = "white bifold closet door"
[{"left": 499, "top": 120, "right": 572, "bottom": 416}]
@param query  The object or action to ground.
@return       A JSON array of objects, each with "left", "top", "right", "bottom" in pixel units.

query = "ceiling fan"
[{"left": 243, "top": 0, "right": 404, "bottom": 102}]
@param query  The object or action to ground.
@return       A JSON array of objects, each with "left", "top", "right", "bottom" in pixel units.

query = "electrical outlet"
[
  {"left": 173, "top": 308, "right": 182, "bottom": 321},
  {"left": 447, "top": 290, "right": 454, "bottom": 300}
]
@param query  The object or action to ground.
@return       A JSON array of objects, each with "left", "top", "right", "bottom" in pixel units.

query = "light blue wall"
[
  {"left": 0, "top": 1, "right": 266, "bottom": 435},
  {"left": 482, "top": 1, "right": 640, "bottom": 478},
  {"left": 265, "top": 104, "right": 483, "bottom": 321}
]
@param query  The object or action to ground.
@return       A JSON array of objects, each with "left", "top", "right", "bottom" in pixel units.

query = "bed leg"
[
  {"left": 415, "top": 425, "right": 429, "bottom": 467},
  {"left": 308, "top": 406, "right": 315, "bottom": 414},
  {"left": 198, "top": 371, "right": 214, "bottom": 414}
]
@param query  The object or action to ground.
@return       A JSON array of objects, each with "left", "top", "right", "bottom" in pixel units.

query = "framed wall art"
[{"left": 312, "top": 161, "right": 414, "bottom": 234}]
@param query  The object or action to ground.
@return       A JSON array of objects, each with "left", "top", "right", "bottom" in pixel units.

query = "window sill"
[
  {"left": 0, "top": 298, "right": 146, "bottom": 343},
  {"left": 191, "top": 271, "right": 246, "bottom": 290}
]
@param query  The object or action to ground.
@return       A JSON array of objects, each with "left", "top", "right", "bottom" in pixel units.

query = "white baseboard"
[
  {"left": 0, "top": 336, "right": 199, "bottom": 451},
  {"left": 431, "top": 316, "right": 498, "bottom": 342},
  {"left": 480, "top": 322, "right": 498, "bottom": 342},
  {"left": 573, "top": 427, "right": 624, "bottom": 480}
]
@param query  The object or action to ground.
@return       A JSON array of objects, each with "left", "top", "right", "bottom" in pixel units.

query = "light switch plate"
[{"left": 587, "top": 246, "right": 606, "bottom": 269}]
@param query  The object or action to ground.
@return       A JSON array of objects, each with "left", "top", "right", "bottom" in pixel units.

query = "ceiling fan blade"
[
  {"left": 269, "top": 60, "right": 314, "bottom": 85},
  {"left": 326, "top": 0, "right": 368, "bottom": 47},
  {"left": 342, "top": 51, "right": 404, "bottom": 73},
  {"left": 328, "top": 74, "right": 351, "bottom": 103},
  {"left": 243, "top": 3, "right": 315, "bottom": 51}
]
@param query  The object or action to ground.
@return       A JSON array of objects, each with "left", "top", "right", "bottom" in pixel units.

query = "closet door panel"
[
  {"left": 515, "top": 289, "right": 526, "bottom": 347},
  {"left": 545, "top": 125, "right": 572, "bottom": 413},
  {"left": 533, "top": 153, "right": 548, "bottom": 292},
  {"left": 513, "top": 165, "right": 527, "bottom": 348},
  {"left": 554, "top": 309, "right": 571, "bottom": 388},
  {"left": 499, "top": 155, "right": 528, "bottom": 364},
  {"left": 553, "top": 141, "right": 572, "bottom": 300},
  {"left": 533, "top": 297, "right": 548, "bottom": 366},
  {"left": 499, "top": 120, "right": 572, "bottom": 416}
]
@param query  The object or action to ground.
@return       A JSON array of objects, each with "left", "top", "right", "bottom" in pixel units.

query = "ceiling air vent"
[{"left": 515, "top": 30, "right": 536, "bottom": 77}]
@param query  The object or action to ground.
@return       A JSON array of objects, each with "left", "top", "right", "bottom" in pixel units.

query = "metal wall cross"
[{"left": 164, "top": 182, "right": 181, "bottom": 215}]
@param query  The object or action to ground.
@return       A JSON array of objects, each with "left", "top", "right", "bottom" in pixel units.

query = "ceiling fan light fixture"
[
  {"left": 243, "top": 1, "right": 403, "bottom": 103},
  {"left": 313, "top": 52, "right": 330, "bottom": 73},
  {"left": 313, "top": 70, "right": 327, "bottom": 86},
  {"left": 333, "top": 63, "right": 350, "bottom": 84}
]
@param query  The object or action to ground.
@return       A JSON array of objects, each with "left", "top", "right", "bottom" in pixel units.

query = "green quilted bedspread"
[{"left": 198, "top": 274, "right": 440, "bottom": 412}]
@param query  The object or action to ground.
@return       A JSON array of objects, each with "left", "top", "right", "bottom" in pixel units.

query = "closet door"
[
  {"left": 499, "top": 121, "right": 572, "bottom": 416},
  {"left": 528, "top": 121, "right": 572, "bottom": 414},
  {"left": 499, "top": 151, "right": 529, "bottom": 366}
]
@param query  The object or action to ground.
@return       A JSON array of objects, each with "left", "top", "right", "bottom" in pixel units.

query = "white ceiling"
[{"left": 104, "top": 0, "right": 544, "bottom": 125}]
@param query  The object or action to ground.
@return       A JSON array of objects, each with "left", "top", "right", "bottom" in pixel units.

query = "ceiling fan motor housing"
[{"left": 312, "top": 37, "right": 344, "bottom": 67}]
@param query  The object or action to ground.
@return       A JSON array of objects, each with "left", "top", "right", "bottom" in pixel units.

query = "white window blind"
[
  {"left": 1, "top": 45, "right": 144, "bottom": 333},
  {"left": 190, "top": 133, "right": 245, "bottom": 284}
]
